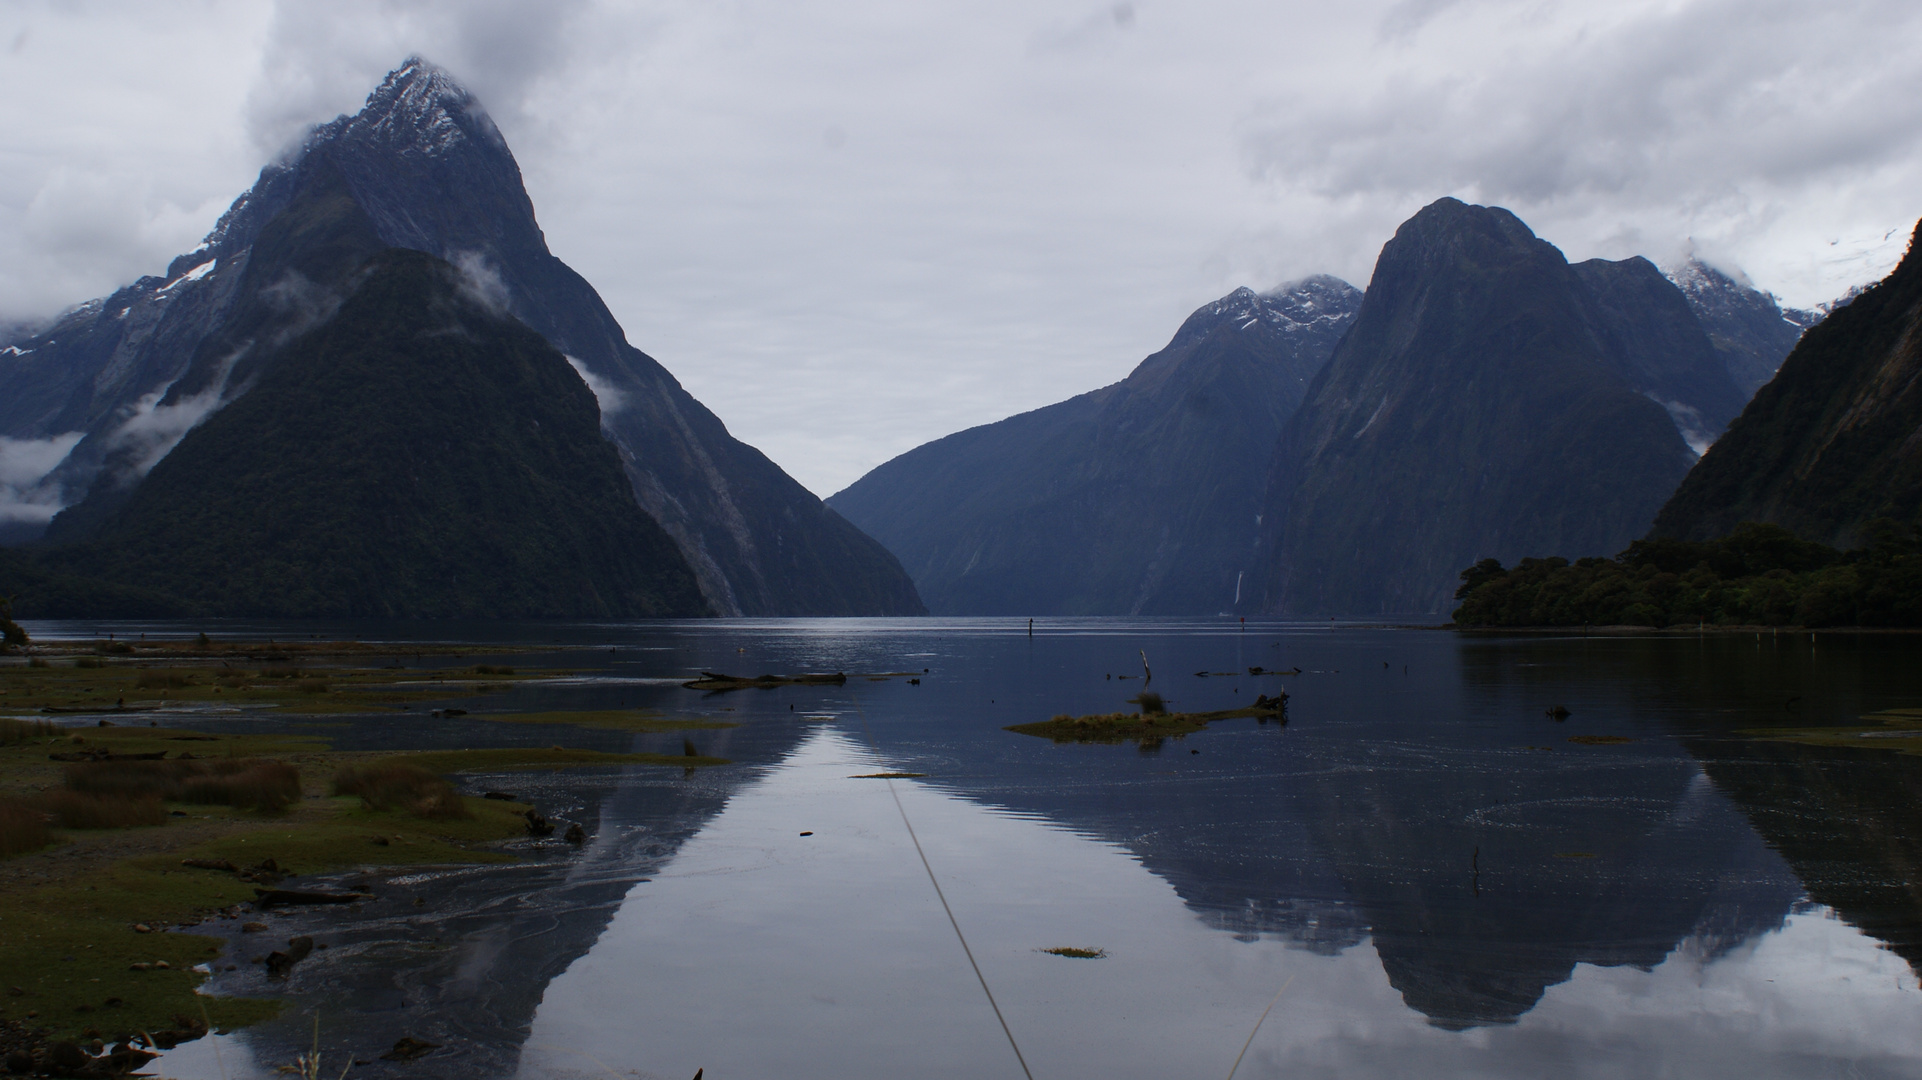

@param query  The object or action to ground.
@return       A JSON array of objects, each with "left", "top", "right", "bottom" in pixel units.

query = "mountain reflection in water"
[{"left": 98, "top": 618, "right": 1922, "bottom": 1079}]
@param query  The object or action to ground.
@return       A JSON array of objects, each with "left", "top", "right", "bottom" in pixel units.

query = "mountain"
[
  {"left": 1650, "top": 220, "right": 1922, "bottom": 548},
  {"left": 0, "top": 58, "right": 921, "bottom": 616},
  {"left": 46, "top": 240, "right": 709, "bottom": 617},
  {"left": 828, "top": 278, "right": 1362, "bottom": 614},
  {"left": 1666, "top": 258, "right": 1817, "bottom": 397},
  {"left": 1257, "top": 198, "right": 1712, "bottom": 616},
  {"left": 1571, "top": 255, "right": 1746, "bottom": 453}
]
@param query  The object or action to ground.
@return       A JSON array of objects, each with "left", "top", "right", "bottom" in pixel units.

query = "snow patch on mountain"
[
  {"left": 1666, "top": 257, "right": 1814, "bottom": 332},
  {"left": 1201, "top": 276, "right": 1363, "bottom": 340},
  {"left": 154, "top": 258, "right": 216, "bottom": 297}
]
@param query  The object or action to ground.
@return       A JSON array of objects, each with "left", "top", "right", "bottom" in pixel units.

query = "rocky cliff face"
[
  {"left": 1, "top": 58, "right": 921, "bottom": 616},
  {"left": 1666, "top": 258, "right": 1817, "bottom": 398},
  {"left": 1258, "top": 198, "right": 1705, "bottom": 616},
  {"left": 1651, "top": 221, "right": 1922, "bottom": 548},
  {"left": 829, "top": 278, "right": 1361, "bottom": 614}
]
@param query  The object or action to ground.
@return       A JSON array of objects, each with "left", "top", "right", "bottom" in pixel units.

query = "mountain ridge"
[
  {"left": 830, "top": 277, "right": 1362, "bottom": 614},
  {"left": 1257, "top": 197, "right": 1705, "bottom": 616}
]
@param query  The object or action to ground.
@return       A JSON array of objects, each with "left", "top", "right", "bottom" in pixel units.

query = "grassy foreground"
[{"left": 0, "top": 698, "right": 727, "bottom": 1047}]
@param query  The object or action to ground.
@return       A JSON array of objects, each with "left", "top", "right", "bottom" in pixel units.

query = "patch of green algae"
[{"left": 1746, "top": 708, "right": 1922, "bottom": 756}]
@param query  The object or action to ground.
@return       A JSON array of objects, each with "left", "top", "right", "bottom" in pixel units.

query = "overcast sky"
[{"left": 2, "top": 0, "right": 1917, "bottom": 496}]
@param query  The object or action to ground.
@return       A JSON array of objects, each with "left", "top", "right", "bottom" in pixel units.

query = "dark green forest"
[{"left": 1451, "top": 522, "right": 1922, "bottom": 628}]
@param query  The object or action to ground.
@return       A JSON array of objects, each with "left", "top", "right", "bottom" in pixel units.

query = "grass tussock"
[
  {"left": 65, "top": 758, "right": 302, "bottom": 813},
  {"left": 0, "top": 717, "right": 59, "bottom": 744},
  {"left": 1132, "top": 691, "right": 1167, "bottom": 714},
  {"left": 72, "top": 656, "right": 104, "bottom": 668},
  {"left": 178, "top": 761, "right": 302, "bottom": 812},
  {"left": 332, "top": 762, "right": 471, "bottom": 820},
  {"left": 0, "top": 798, "right": 52, "bottom": 854},
  {"left": 134, "top": 669, "right": 196, "bottom": 690},
  {"left": 37, "top": 789, "right": 167, "bottom": 829}
]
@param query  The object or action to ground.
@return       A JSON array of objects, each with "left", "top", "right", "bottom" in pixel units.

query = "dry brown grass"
[
  {"left": 36, "top": 790, "right": 167, "bottom": 829},
  {"left": 332, "top": 761, "right": 470, "bottom": 820},
  {"left": 0, "top": 717, "right": 59, "bottom": 745},
  {"left": 178, "top": 761, "right": 302, "bottom": 812},
  {"left": 64, "top": 758, "right": 302, "bottom": 813},
  {"left": 0, "top": 798, "right": 51, "bottom": 855}
]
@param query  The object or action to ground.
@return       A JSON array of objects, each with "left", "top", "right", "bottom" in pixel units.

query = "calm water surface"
[{"left": 23, "top": 618, "right": 1922, "bottom": 1079}]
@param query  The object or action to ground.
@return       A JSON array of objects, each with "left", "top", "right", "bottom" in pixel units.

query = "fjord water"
[{"left": 64, "top": 618, "right": 1920, "bottom": 1079}]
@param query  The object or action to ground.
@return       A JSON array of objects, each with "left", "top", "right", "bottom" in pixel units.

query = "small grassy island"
[
  {"left": 1006, "top": 692, "right": 1286, "bottom": 745},
  {"left": 1451, "top": 522, "right": 1922, "bottom": 629}
]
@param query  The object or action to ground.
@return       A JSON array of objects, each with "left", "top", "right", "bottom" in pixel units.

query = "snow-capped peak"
[
  {"left": 332, "top": 56, "right": 501, "bottom": 158},
  {"left": 1256, "top": 274, "right": 1363, "bottom": 332}
]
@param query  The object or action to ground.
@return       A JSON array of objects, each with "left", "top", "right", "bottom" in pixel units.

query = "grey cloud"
[
  {"left": 248, "top": 0, "right": 590, "bottom": 157},
  {"left": 452, "top": 251, "right": 511, "bottom": 317},
  {"left": 259, "top": 273, "right": 341, "bottom": 349},
  {"left": 1031, "top": 2, "right": 1138, "bottom": 52},
  {"left": 1376, "top": 0, "right": 1477, "bottom": 41},
  {"left": 99, "top": 345, "right": 251, "bottom": 486},
  {"left": 0, "top": 432, "right": 81, "bottom": 524},
  {"left": 1248, "top": 0, "right": 1922, "bottom": 205},
  {"left": 565, "top": 356, "right": 627, "bottom": 421}
]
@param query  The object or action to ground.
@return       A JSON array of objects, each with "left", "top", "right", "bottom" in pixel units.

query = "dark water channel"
[{"left": 22, "top": 618, "right": 1922, "bottom": 1079}]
